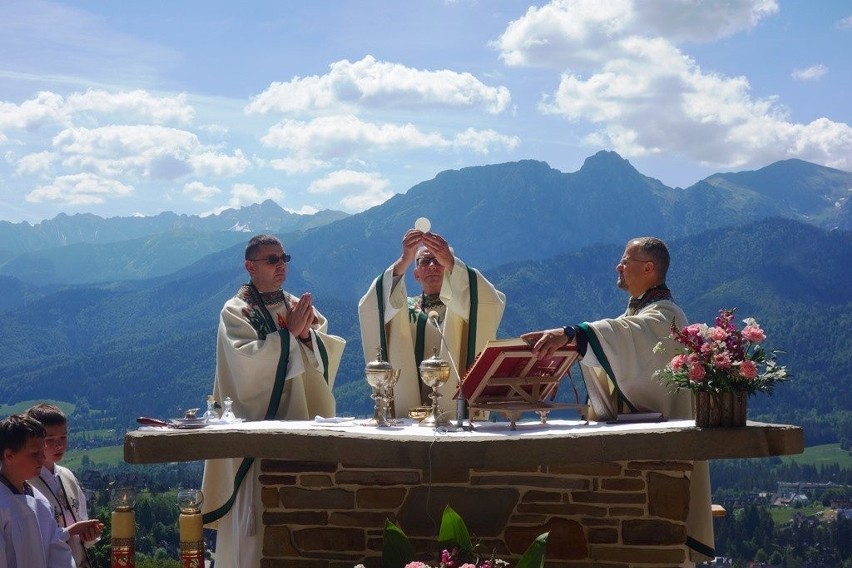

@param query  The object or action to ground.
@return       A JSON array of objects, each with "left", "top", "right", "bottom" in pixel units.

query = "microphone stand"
[{"left": 428, "top": 311, "right": 470, "bottom": 431}]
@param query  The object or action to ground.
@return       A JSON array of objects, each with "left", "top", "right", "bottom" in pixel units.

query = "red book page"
[{"left": 459, "top": 339, "right": 579, "bottom": 401}]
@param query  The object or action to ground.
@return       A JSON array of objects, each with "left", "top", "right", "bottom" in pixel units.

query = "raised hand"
[
  {"left": 393, "top": 229, "right": 425, "bottom": 277},
  {"left": 420, "top": 232, "right": 454, "bottom": 269}
]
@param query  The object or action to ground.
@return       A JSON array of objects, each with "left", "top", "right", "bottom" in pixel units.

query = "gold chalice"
[{"left": 418, "top": 348, "right": 450, "bottom": 428}]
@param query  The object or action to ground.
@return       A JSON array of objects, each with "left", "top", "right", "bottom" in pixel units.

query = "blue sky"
[{"left": 1, "top": 0, "right": 850, "bottom": 224}]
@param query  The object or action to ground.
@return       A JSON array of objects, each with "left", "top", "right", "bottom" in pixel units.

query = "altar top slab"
[{"left": 124, "top": 418, "right": 803, "bottom": 467}]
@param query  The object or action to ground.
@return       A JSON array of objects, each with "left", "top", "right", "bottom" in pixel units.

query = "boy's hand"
[{"left": 68, "top": 519, "right": 104, "bottom": 542}]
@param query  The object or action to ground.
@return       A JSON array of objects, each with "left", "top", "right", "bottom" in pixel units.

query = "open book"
[{"left": 457, "top": 338, "right": 581, "bottom": 403}]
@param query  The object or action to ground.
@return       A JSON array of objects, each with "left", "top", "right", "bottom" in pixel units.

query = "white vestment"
[
  {"left": 201, "top": 287, "right": 344, "bottom": 568},
  {"left": 359, "top": 257, "right": 506, "bottom": 418},
  {"left": 29, "top": 465, "right": 91, "bottom": 567},
  {"left": 0, "top": 479, "right": 74, "bottom": 568},
  {"left": 577, "top": 298, "right": 714, "bottom": 562}
]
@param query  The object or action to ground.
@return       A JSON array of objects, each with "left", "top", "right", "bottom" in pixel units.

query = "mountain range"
[{"left": 0, "top": 151, "right": 849, "bottom": 445}]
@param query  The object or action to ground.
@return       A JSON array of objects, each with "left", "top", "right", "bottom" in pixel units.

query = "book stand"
[{"left": 460, "top": 343, "right": 586, "bottom": 430}]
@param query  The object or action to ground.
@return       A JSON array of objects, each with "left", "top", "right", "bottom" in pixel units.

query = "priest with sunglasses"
[
  {"left": 201, "top": 234, "right": 345, "bottom": 568},
  {"left": 358, "top": 228, "right": 505, "bottom": 419}
]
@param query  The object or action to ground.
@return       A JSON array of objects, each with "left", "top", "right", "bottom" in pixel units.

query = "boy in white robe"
[
  {"left": 523, "top": 236, "right": 714, "bottom": 564},
  {"left": 359, "top": 229, "right": 506, "bottom": 418},
  {"left": 27, "top": 404, "right": 103, "bottom": 568},
  {"left": 0, "top": 414, "right": 74, "bottom": 568},
  {"left": 201, "top": 234, "right": 345, "bottom": 568}
]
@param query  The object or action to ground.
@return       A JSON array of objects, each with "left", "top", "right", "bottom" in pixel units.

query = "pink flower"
[
  {"left": 742, "top": 325, "right": 766, "bottom": 343},
  {"left": 713, "top": 353, "right": 732, "bottom": 369},
  {"left": 688, "top": 363, "right": 706, "bottom": 382},
  {"left": 709, "top": 326, "right": 728, "bottom": 341},
  {"left": 671, "top": 354, "right": 688, "bottom": 371},
  {"left": 404, "top": 563, "right": 430, "bottom": 568},
  {"left": 685, "top": 323, "right": 703, "bottom": 335},
  {"left": 740, "top": 360, "right": 758, "bottom": 379}
]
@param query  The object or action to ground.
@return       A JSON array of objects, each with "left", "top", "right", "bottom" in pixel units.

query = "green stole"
[
  {"left": 374, "top": 266, "right": 480, "bottom": 385},
  {"left": 202, "top": 331, "right": 291, "bottom": 525},
  {"left": 576, "top": 322, "right": 638, "bottom": 413}
]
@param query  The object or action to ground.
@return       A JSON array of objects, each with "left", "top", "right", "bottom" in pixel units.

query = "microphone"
[{"left": 428, "top": 311, "right": 466, "bottom": 429}]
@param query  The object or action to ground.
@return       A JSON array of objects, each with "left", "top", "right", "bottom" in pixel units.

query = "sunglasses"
[
  {"left": 248, "top": 253, "right": 292, "bottom": 265},
  {"left": 416, "top": 256, "right": 440, "bottom": 267}
]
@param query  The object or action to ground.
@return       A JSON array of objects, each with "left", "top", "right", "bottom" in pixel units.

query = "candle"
[
  {"left": 111, "top": 510, "right": 135, "bottom": 539},
  {"left": 179, "top": 513, "right": 203, "bottom": 543}
]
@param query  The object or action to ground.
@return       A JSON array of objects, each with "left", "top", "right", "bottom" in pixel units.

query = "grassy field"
[
  {"left": 769, "top": 503, "right": 829, "bottom": 525},
  {"left": 64, "top": 445, "right": 124, "bottom": 470},
  {"left": 0, "top": 399, "right": 74, "bottom": 416},
  {"left": 780, "top": 443, "right": 852, "bottom": 469}
]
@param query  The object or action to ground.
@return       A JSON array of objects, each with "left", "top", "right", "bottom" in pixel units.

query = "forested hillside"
[{"left": 0, "top": 218, "right": 849, "bottom": 446}]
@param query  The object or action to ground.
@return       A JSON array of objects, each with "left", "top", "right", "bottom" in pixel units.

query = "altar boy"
[{"left": 0, "top": 414, "right": 74, "bottom": 568}]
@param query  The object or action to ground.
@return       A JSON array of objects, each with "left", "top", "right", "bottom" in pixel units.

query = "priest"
[
  {"left": 201, "top": 234, "right": 345, "bottom": 568},
  {"left": 359, "top": 228, "right": 506, "bottom": 419},
  {"left": 521, "top": 236, "right": 714, "bottom": 563}
]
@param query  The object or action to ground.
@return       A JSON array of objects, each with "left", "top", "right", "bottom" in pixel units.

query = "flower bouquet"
[
  {"left": 357, "top": 504, "right": 547, "bottom": 568},
  {"left": 655, "top": 309, "right": 790, "bottom": 426}
]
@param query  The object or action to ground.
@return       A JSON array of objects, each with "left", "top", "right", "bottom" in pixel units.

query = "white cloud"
[
  {"left": 246, "top": 55, "right": 510, "bottom": 115},
  {"left": 198, "top": 123, "right": 229, "bottom": 137},
  {"left": 269, "top": 156, "right": 329, "bottom": 174},
  {"left": 260, "top": 114, "right": 518, "bottom": 163},
  {"left": 189, "top": 149, "right": 250, "bottom": 176},
  {"left": 452, "top": 128, "right": 520, "bottom": 154},
  {"left": 64, "top": 90, "right": 194, "bottom": 123},
  {"left": 837, "top": 15, "right": 852, "bottom": 29},
  {"left": 25, "top": 172, "right": 133, "bottom": 205},
  {"left": 495, "top": 0, "right": 778, "bottom": 69},
  {"left": 307, "top": 169, "right": 393, "bottom": 212},
  {"left": 0, "top": 90, "right": 193, "bottom": 142},
  {"left": 496, "top": 0, "right": 850, "bottom": 171},
  {"left": 52, "top": 124, "right": 199, "bottom": 179},
  {"left": 49, "top": 124, "right": 251, "bottom": 181},
  {"left": 791, "top": 64, "right": 827, "bottom": 81},
  {"left": 283, "top": 204, "right": 320, "bottom": 215},
  {"left": 15, "top": 151, "right": 55, "bottom": 176},
  {"left": 228, "top": 183, "right": 284, "bottom": 209},
  {"left": 261, "top": 115, "right": 448, "bottom": 160},
  {"left": 183, "top": 181, "right": 222, "bottom": 202},
  {"left": 0, "top": 91, "right": 66, "bottom": 134}
]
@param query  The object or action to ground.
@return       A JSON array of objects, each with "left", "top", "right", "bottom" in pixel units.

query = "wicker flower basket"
[{"left": 694, "top": 391, "right": 748, "bottom": 427}]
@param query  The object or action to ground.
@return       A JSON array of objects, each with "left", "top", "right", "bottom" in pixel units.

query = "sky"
[{"left": 1, "top": 0, "right": 850, "bottom": 224}]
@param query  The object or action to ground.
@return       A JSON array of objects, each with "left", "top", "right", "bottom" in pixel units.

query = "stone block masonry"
[{"left": 259, "top": 458, "right": 693, "bottom": 567}]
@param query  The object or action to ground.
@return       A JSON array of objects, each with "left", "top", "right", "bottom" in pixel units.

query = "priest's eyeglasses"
[
  {"left": 617, "top": 257, "right": 651, "bottom": 266},
  {"left": 416, "top": 256, "right": 440, "bottom": 267},
  {"left": 248, "top": 253, "right": 292, "bottom": 265}
]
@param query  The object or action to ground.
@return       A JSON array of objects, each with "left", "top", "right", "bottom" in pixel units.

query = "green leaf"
[
  {"left": 437, "top": 505, "right": 472, "bottom": 556},
  {"left": 514, "top": 531, "right": 549, "bottom": 568},
  {"left": 382, "top": 520, "right": 415, "bottom": 568}
]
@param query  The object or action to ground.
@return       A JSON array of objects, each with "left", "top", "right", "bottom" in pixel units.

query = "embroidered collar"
[
  {"left": 259, "top": 289, "right": 287, "bottom": 306},
  {"left": 237, "top": 282, "right": 280, "bottom": 340},
  {"left": 627, "top": 284, "right": 674, "bottom": 314},
  {"left": 421, "top": 294, "right": 444, "bottom": 310}
]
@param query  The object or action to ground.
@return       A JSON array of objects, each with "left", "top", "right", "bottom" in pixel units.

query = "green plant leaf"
[
  {"left": 382, "top": 519, "right": 415, "bottom": 568},
  {"left": 514, "top": 531, "right": 549, "bottom": 568},
  {"left": 437, "top": 505, "right": 472, "bottom": 556}
]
